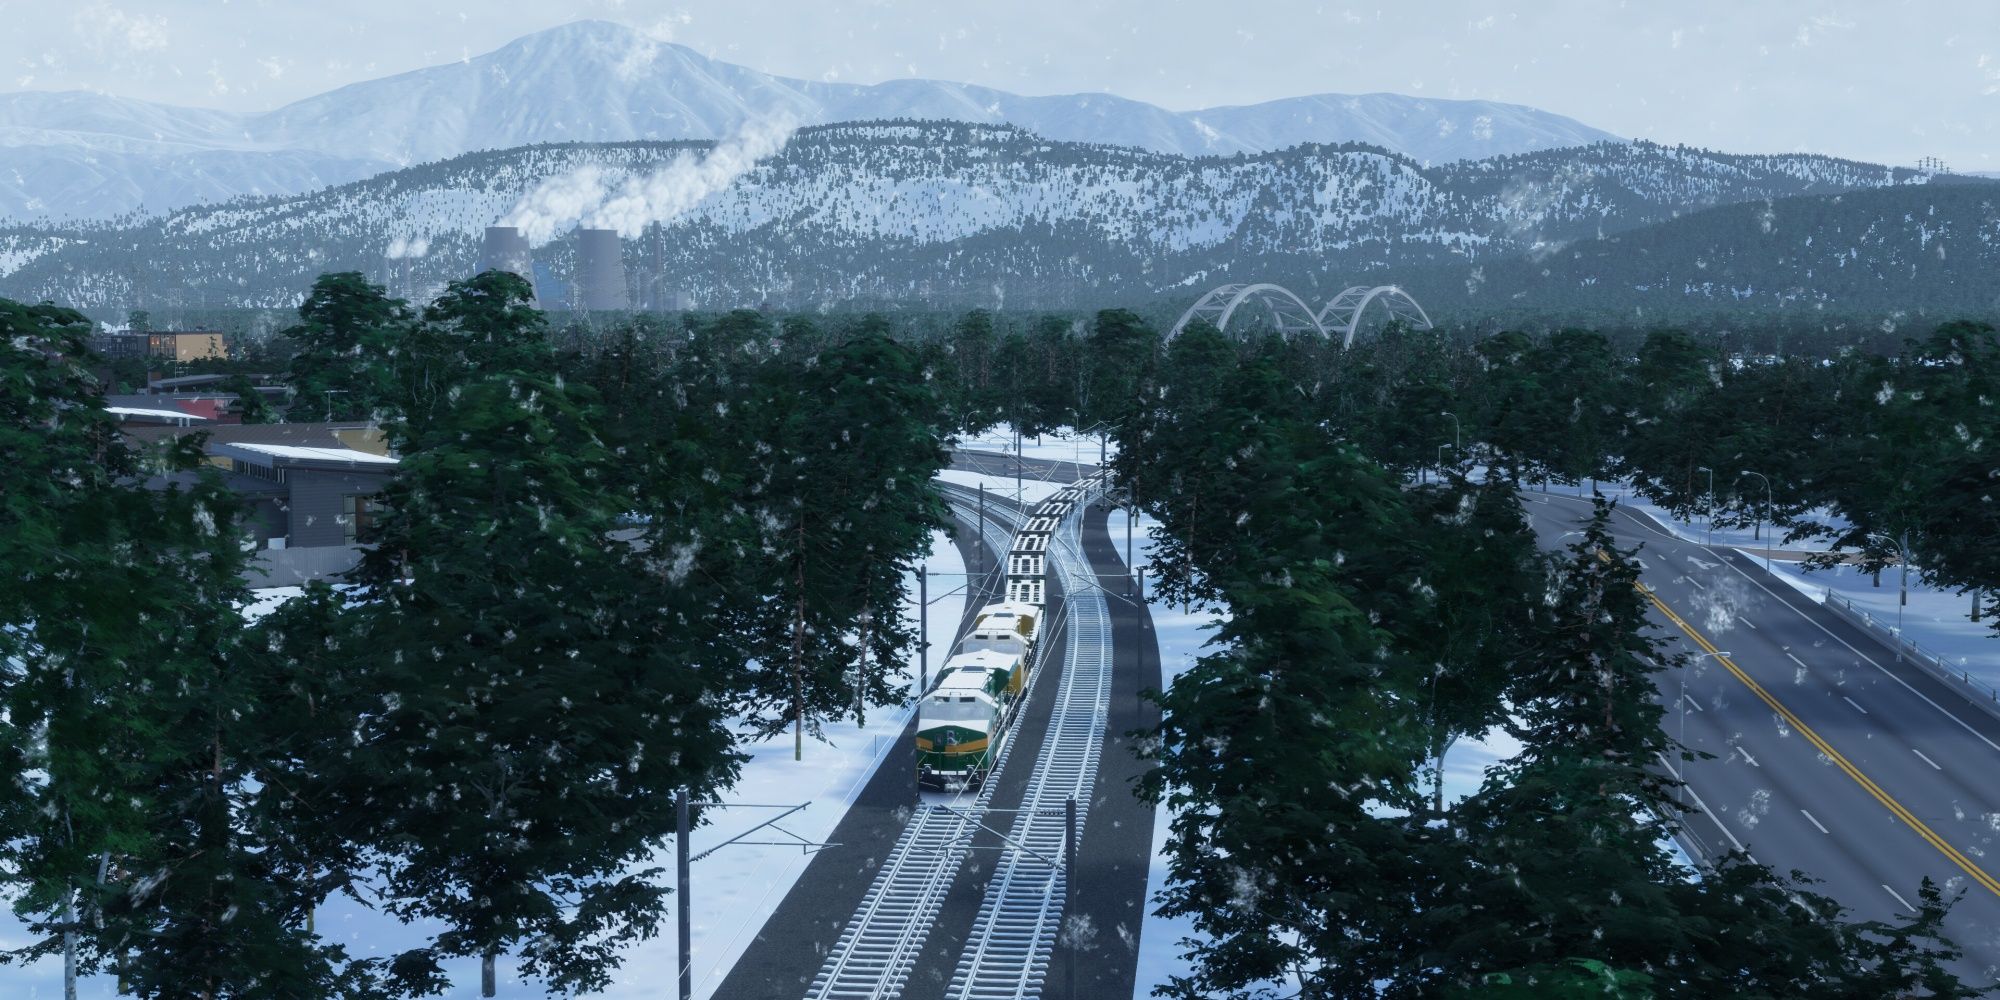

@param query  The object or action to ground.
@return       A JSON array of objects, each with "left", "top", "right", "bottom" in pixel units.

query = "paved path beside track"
[{"left": 713, "top": 515, "right": 1010, "bottom": 1000}]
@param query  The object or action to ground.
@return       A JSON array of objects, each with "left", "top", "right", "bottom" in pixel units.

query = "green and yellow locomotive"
[{"left": 916, "top": 602, "right": 1039, "bottom": 788}]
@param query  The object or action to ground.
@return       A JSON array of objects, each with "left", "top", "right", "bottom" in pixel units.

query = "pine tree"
[
  {"left": 0, "top": 298, "right": 376, "bottom": 996},
  {"left": 282, "top": 272, "right": 413, "bottom": 421},
  {"left": 1133, "top": 350, "right": 1435, "bottom": 997},
  {"left": 736, "top": 328, "right": 950, "bottom": 758},
  {"left": 332, "top": 282, "right": 741, "bottom": 995}
]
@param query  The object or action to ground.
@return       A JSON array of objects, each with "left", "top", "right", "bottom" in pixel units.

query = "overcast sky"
[{"left": 12, "top": 0, "right": 1998, "bottom": 169}]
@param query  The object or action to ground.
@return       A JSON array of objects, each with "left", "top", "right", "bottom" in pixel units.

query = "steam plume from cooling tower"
[
  {"left": 498, "top": 114, "right": 797, "bottom": 245},
  {"left": 385, "top": 236, "right": 430, "bottom": 259}
]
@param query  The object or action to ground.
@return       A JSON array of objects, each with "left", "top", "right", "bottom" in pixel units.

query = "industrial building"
[
  {"left": 146, "top": 330, "right": 228, "bottom": 362},
  {"left": 125, "top": 421, "right": 396, "bottom": 585}
]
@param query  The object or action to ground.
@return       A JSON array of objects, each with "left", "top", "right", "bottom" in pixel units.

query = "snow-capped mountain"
[
  {"left": 2, "top": 123, "right": 1966, "bottom": 318},
  {"left": 0, "top": 20, "right": 1617, "bottom": 221}
]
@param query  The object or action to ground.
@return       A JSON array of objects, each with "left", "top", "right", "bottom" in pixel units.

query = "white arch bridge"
[{"left": 1167, "top": 282, "right": 1434, "bottom": 347}]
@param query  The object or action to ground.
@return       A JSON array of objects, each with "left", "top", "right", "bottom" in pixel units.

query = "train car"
[
  {"left": 918, "top": 481, "right": 1088, "bottom": 790},
  {"left": 962, "top": 601, "right": 1040, "bottom": 678},
  {"left": 1006, "top": 530, "right": 1049, "bottom": 606},
  {"left": 916, "top": 648, "right": 1026, "bottom": 788}
]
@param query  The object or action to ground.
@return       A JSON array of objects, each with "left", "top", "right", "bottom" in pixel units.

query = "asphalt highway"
[{"left": 1524, "top": 490, "right": 2000, "bottom": 985}]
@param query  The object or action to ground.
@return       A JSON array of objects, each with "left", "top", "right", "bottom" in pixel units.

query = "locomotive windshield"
[{"left": 924, "top": 696, "right": 990, "bottom": 724}]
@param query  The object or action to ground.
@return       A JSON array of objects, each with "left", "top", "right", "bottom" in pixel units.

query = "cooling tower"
[
  {"left": 574, "top": 228, "right": 630, "bottom": 311},
  {"left": 478, "top": 226, "right": 541, "bottom": 306}
]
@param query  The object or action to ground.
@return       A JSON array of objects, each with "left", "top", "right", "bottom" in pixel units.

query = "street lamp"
[
  {"left": 1695, "top": 466, "right": 1715, "bottom": 546},
  {"left": 1440, "top": 410, "right": 1461, "bottom": 466},
  {"left": 1739, "top": 470, "right": 1774, "bottom": 570},
  {"left": 1437, "top": 442, "right": 1453, "bottom": 479},
  {"left": 1867, "top": 531, "right": 1911, "bottom": 660}
]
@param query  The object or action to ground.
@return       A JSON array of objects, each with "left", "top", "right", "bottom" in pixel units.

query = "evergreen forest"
[{"left": 3, "top": 273, "right": 1997, "bottom": 997}]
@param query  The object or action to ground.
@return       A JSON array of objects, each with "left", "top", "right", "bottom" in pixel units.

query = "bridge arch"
[
  {"left": 1167, "top": 281, "right": 1433, "bottom": 347},
  {"left": 1318, "top": 285, "right": 1435, "bottom": 349},
  {"left": 1166, "top": 282, "right": 1327, "bottom": 341}
]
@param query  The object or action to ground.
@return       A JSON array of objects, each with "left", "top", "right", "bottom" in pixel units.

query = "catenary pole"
[
  {"left": 1066, "top": 796, "right": 1078, "bottom": 1000},
  {"left": 677, "top": 789, "right": 692, "bottom": 1000}
]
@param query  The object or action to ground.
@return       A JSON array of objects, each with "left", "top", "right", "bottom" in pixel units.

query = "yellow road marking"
[{"left": 1640, "top": 579, "right": 2000, "bottom": 899}]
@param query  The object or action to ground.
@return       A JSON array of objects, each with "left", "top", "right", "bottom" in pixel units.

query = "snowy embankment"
[
  {"left": 1, "top": 528, "right": 968, "bottom": 1000},
  {"left": 957, "top": 423, "right": 1118, "bottom": 467},
  {"left": 590, "top": 525, "right": 967, "bottom": 1000},
  {"left": 936, "top": 467, "right": 1065, "bottom": 507}
]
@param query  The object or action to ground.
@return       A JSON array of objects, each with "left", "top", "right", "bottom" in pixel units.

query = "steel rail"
[
  {"left": 945, "top": 476, "right": 1112, "bottom": 999},
  {"left": 801, "top": 486, "right": 1059, "bottom": 1000}
]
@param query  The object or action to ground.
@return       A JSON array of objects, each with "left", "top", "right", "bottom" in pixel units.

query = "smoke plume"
[
  {"left": 499, "top": 115, "right": 797, "bottom": 245},
  {"left": 385, "top": 235, "right": 429, "bottom": 259}
]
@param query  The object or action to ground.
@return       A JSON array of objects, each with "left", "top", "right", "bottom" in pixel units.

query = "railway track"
[
  {"left": 944, "top": 482, "right": 1111, "bottom": 1000},
  {"left": 801, "top": 485, "right": 1052, "bottom": 1000}
]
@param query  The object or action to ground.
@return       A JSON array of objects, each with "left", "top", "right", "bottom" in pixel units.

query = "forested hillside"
[{"left": 0, "top": 122, "right": 1984, "bottom": 323}]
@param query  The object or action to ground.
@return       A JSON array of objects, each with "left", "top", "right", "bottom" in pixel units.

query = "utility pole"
[
  {"left": 1120, "top": 504, "right": 1136, "bottom": 584},
  {"left": 854, "top": 608, "right": 871, "bottom": 724},
  {"left": 977, "top": 485, "right": 987, "bottom": 573},
  {"left": 677, "top": 789, "right": 692, "bottom": 1000},
  {"left": 918, "top": 567, "right": 928, "bottom": 696},
  {"left": 1015, "top": 428, "right": 1023, "bottom": 504},
  {"left": 1065, "top": 795, "right": 1078, "bottom": 1000},
  {"left": 1696, "top": 466, "right": 1715, "bottom": 546}
]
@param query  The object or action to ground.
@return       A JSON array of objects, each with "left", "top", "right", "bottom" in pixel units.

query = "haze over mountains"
[{"left": 0, "top": 19, "right": 1618, "bottom": 221}]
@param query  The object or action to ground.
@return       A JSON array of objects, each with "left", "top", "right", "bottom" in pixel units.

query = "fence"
[{"left": 1820, "top": 588, "right": 2000, "bottom": 719}]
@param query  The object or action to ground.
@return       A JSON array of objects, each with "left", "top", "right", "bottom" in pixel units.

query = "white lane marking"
[
  {"left": 1884, "top": 884, "right": 1916, "bottom": 912},
  {"left": 1656, "top": 752, "right": 1755, "bottom": 860},
  {"left": 1842, "top": 695, "right": 1868, "bottom": 715},
  {"left": 1801, "top": 809, "right": 1829, "bottom": 834},
  {"left": 1666, "top": 509, "right": 2000, "bottom": 756},
  {"left": 1786, "top": 652, "right": 1808, "bottom": 668},
  {"left": 1743, "top": 619, "right": 1758, "bottom": 630},
  {"left": 1683, "top": 693, "right": 1705, "bottom": 713},
  {"left": 1913, "top": 748, "right": 1942, "bottom": 770},
  {"left": 1531, "top": 495, "right": 2000, "bottom": 752},
  {"left": 1686, "top": 576, "right": 1707, "bottom": 591},
  {"left": 1734, "top": 746, "right": 1760, "bottom": 767}
]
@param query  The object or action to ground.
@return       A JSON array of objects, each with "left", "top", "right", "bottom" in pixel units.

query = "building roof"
[
  {"left": 223, "top": 442, "right": 397, "bottom": 466},
  {"left": 146, "top": 373, "right": 234, "bottom": 390},
  {"left": 107, "top": 392, "right": 235, "bottom": 406},
  {"left": 107, "top": 406, "right": 207, "bottom": 422},
  {"left": 941, "top": 649, "right": 1019, "bottom": 677}
]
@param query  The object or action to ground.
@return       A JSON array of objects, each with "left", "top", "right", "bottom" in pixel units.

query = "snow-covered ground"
[
  {"left": 1763, "top": 559, "right": 1999, "bottom": 691},
  {"left": 957, "top": 423, "right": 1117, "bottom": 468},
  {"left": 577, "top": 525, "right": 968, "bottom": 999},
  {"left": 937, "top": 466, "right": 1065, "bottom": 507},
  {"left": 2, "top": 528, "right": 968, "bottom": 999},
  {"left": 1524, "top": 475, "right": 1845, "bottom": 555}
]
